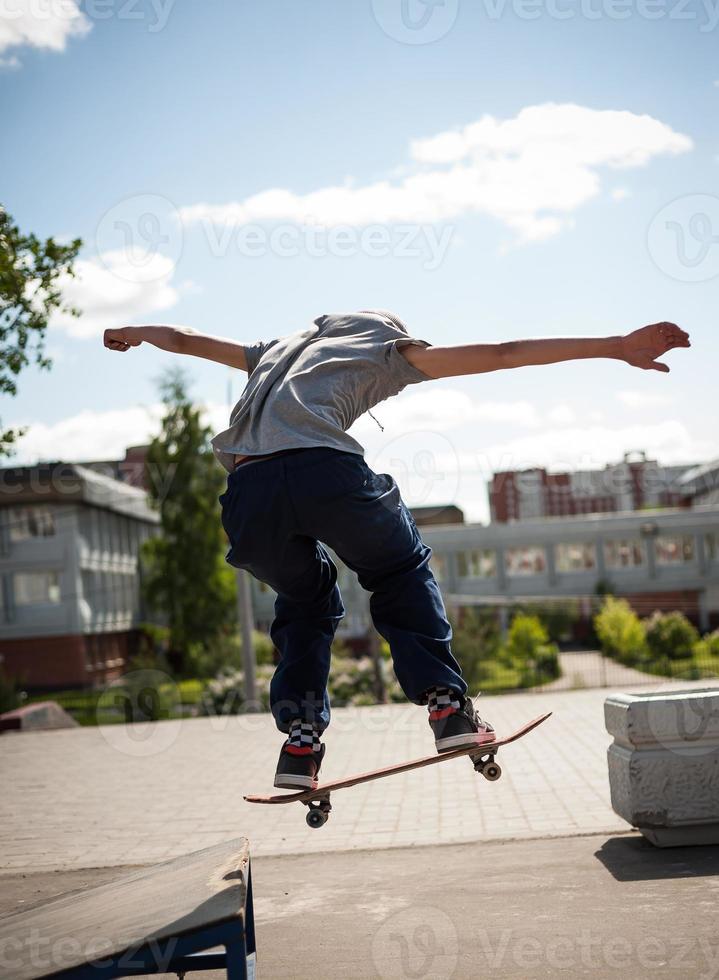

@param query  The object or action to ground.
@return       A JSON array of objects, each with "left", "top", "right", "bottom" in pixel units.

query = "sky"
[{"left": 2, "top": 0, "right": 718, "bottom": 522}]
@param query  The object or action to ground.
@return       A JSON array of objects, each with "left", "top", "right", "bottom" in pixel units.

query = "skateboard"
[{"left": 244, "top": 711, "right": 551, "bottom": 828}]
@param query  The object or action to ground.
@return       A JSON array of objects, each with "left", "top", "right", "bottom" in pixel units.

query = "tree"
[
  {"left": 141, "top": 368, "right": 237, "bottom": 674},
  {"left": 0, "top": 207, "right": 81, "bottom": 455}
]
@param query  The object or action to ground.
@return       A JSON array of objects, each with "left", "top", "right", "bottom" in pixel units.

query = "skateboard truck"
[
  {"left": 304, "top": 795, "right": 332, "bottom": 828},
  {"left": 470, "top": 749, "right": 502, "bottom": 781}
]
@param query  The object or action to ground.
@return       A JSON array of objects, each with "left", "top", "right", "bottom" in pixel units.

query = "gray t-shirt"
[{"left": 211, "top": 310, "right": 432, "bottom": 472}]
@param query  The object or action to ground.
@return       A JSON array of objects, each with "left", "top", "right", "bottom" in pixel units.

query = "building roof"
[
  {"left": 0, "top": 462, "right": 159, "bottom": 523},
  {"left": 677, "top": 459, "right": 719, "bottom": 495}
]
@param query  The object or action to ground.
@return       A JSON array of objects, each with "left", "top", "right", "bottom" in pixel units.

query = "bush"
[
  {"left": 644, "top": 611, "right": 700, "bottom": 661},
  {"left": 0, "top": 670, "right": 21, "bottom": 714},
  {"left": 449, "top": 607, "right": 503, "bottom": 691},
  {"left": 694, "top": 629, "right": 719, "bottom": 669},
  {"left": 512, "top": 601, "right": 580, "bottom": 643},
  {"left": 594, "top": 597, "right": 647, "bottom": 665},
  {"left": 200, "top": 664, "right": 274, "bottom": 715},
  {"left": 186, "top": 628, "right": 276, "bottom": 679},
  {"left": 504, "top": 614, "right": 560, "bottom": 685}
]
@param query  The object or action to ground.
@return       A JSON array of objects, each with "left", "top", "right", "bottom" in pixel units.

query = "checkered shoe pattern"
[
  {"left": 426, "top": 687, "right": 462, "bottom": 721},
  {"left": 287, "top": 719, "right": 322, "bottom": 753}
]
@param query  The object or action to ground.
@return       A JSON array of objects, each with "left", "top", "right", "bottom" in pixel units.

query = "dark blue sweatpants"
[{"left": 218, "top": 447, "right": 467, "bottom": 733}]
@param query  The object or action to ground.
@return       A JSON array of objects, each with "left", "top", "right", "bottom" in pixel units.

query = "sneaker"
[
  {"left": 430, "top": 694, "right": 496, "bottom": 753},
  {"left": 274, "top": 742, "right": 326, "bottom": 790}
]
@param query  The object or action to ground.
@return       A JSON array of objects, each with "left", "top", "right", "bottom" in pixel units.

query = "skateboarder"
[{"left": 104, "top": 312, "right": 690, "bottom": 789}]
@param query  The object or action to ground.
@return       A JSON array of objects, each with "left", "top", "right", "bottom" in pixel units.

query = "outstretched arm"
[
  {"left": 103, "top": 325, "right": 250, "bottom": 371},
  {"left": 401, "top": 322, "right": 691, "bottom": 379}
]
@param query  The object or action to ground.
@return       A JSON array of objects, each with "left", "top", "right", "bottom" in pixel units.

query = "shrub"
[
  {"left": 200, "top": 664, "right": 274, "bottom": 715},
  {"left": 186, "top": 628, "right": 276, "bottom": 679},
  {"left": 448, "top": 607, "right": 503, "bottom": 691},
  {"left": 594, "top": 597, "right": 647, "bottom": 665},
  {"left": 504, "top": 614, "right": 560, "bottom": 684},
  {"left": 644, "top": 611, "right": 699, "bottom": 661},
  {"left": 512, "top": 601, "right": 580, "bottom": 643},
  {"left": 694, "top": 630, "right": 719, "bottom": 664},
  {"left": 0, "top": 670, "right": 21, "bottom": 714}
]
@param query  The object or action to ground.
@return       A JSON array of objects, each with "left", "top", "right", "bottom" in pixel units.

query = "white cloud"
[
  {"left": 0, "top": 54, "right": 21, "bottom": 69},
  {"left": 616, "top": 389, "right": 673, "bottom": 409},
  {"left": 9, "top": 405, "right": 164, "bottom": 465},
  {"left": 51, "top": 249, "right": 181, "bottom": 338},
  {"left": 180, "top": 103, "right": 692, "bottom": 244},
  {"left": 8, "top": 400, "right": 229, "bottom": 467},
  {"left": 611, "top": 187, "right": 631, "bottom": 201},
  {"left": 7, "top": 398, "right": 714, "bottom": 526},
  {"left": 473, "top": 420, "right": 710, "bottom": 475},
  {"left": 350, "top": 387, "right": 541, "bottom": 435},
  {"left": 546, "top": 404, "right": 576, "bottom": 425},
  {"left": 0, "top": 0, "right": 90, "bottom": 64}
]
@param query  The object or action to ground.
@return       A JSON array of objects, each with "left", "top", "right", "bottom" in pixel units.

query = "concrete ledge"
[
  {"left": 0, "top": 701, "right": 79, "bottom": 734},
  {"left": 605, "top": 688, "right": 719, "bottom": 847}
]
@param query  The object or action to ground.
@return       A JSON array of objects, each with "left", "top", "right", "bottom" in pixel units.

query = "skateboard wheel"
[
  {"left": 482, "top": 762, "right": 502, "bottom": 781},
  {"left": 306, "top": 809, "right": 328, "bottom": 829}
]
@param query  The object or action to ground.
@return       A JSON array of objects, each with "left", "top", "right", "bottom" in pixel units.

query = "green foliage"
[
  {"left": 511, "top": 601, "right": 580, "bottom": 643},
  {"left": 200, "top": 664, "right": 275, "bottom": 715},
  {"left": 694, "top": 629, "right": 719, "bottom": 662},
  {"left": 644, "top": 610, "right": 700, "bottom": 661},
  {"left": 0, "top": 669, "right": 21, "bottom": 714},
  {"left": 185, "top": 628, "right": 275, "bottom": 678},
  {"left": 448, "top": 607, "right": 503, "bottom": 691},
  {"left": 140, "top": 369, "right": 237, "bottom": 673},
  {"left": 505, "top": 614, "right": 561, "bottom": 684},
  {"left": 594, "top": 596, "right": 648, "bottom": 665},
  {"left": 0, "top": 208, "right": 81, "bottom": 455}
]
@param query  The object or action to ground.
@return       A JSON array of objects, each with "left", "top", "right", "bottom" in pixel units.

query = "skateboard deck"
[{"left": 245, "top": 711, "right": 551, "bottom": 827}]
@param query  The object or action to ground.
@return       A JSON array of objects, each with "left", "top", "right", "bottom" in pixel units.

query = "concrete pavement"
[
  {"left": 2, "top": 834, "right": 719, "bottom": 979},
  {"left": 0, "top": 682, "right": 710, "bottom": 871}
]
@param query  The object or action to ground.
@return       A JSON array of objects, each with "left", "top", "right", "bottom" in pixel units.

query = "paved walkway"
[
  {"left": 0, "top": 682, "right": 708, "bottom": 872},
  {"left": 541, "top": 651, "right": 662, "bottom": 691}
]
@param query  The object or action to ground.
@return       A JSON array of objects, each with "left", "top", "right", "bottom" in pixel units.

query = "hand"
[
  {"left": 103, "top": 326, "right": 143, "bottom": 352},
  {"left": 620, "top": 321, "right": 691, "bottom": 373}
]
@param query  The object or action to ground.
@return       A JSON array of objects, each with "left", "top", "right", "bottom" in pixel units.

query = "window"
[
  {"left": 14, "top": 571, "right": 60, "bottom": 605},
  {"left": 504, "top": 546, "right": 546, "bottom": 576},
  {"left": 604, "top": 539, "right": 644, "bottom": 568},
  {"left": 7, "top": 507, "right": 55, "bottom": 543},
  {"left": 457, "top": 549, "right": 496, "bottom": 579},
  {"left": 706, "top": 533, "right": 719, "bottom": 562},
  {"left": 655, "top": 535, "right": 695, "bottom": 565},
  {"left": 555, "top": 542, "right": 596, "bottom": 573}
]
